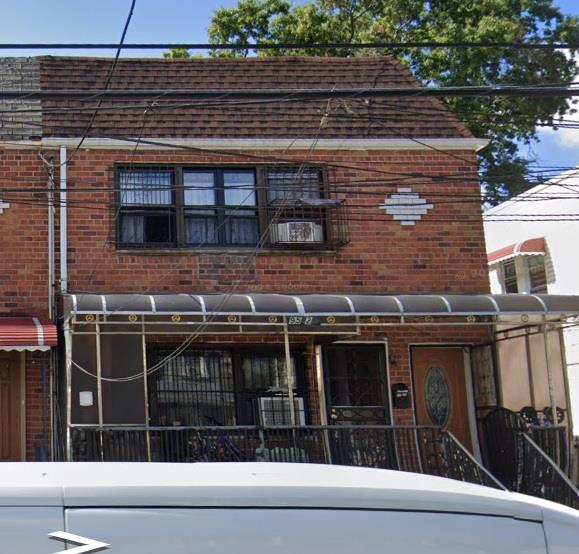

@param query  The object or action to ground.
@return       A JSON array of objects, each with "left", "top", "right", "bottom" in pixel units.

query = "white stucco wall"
[{"left": 484, "top": 168, "right": 579, "bottom": 432}]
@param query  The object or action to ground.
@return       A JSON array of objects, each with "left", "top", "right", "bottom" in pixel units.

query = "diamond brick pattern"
[{"left": 379, "top": 187, "right": 434, "bottom": 226}]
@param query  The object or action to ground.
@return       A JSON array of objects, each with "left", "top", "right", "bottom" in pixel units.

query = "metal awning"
[
  {"left": 0, "top": 317, "right": 57, "bottom": 351},
  {"left": 487, "top": 237, "right": 546, "bottom": 265},
  {"left": 63, "top": 293, "right": 579, "bottom": 321}
]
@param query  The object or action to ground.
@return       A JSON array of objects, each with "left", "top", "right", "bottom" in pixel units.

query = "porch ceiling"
[{"left": 62, "top": 292, "right": 579, "bottom": 325}]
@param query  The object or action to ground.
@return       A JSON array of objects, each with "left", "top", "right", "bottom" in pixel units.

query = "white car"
[{"left": 1, "top": 462, "right": 577, "bottom": 553}]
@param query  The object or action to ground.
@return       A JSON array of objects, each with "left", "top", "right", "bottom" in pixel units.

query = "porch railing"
[
  {"left": 572, "top": 436, "right": 579, "bottom": 487},
  {"left": 69, "top": 425, "right": 502, "bottom": 490},
  {"left": 519, "top": 434, "right": 579, "bottom": 510},
  {"left": 483, "top": 409, "right": 579, "bottom": 510}
]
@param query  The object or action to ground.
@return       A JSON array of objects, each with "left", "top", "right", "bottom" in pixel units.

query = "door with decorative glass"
[{"left": 411, "top": 347, "right": 473, "bottom": 451}]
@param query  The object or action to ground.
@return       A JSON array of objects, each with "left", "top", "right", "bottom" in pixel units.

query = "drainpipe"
[
  {"left": 59, "top": 145, "right": 68, "bottom": 292},
  {"left": 45, "top": 156, "right": 55, "bottom": 319},
  {"left": 543, "top": 323, "right": 557, "bottom": 420}
]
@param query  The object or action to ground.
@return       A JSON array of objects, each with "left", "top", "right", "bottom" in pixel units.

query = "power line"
[
  {"left": 68, "top": 0, "right": 137, "bottom": 160},
  {"left": 3, "top": 84, "right": 579, "bottom": 100},
  {"left": 0, "top": 41, "right": 578, "bottom": 50}
]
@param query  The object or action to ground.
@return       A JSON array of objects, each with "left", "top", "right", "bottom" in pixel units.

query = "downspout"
[
  {"left": 45, "top": 156, "right": 55, "bottom": 319},
  {"left": 60, "top": 145, "right": 69, "bottom": 459},
  {"left": 543, "top": 323, "right": 557, "bottom": 419},
  {"left": 59, "top": 145, "right": 68, "bottom": 292}
]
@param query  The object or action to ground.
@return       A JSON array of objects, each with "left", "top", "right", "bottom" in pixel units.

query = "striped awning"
[
  {"left": 488, "top": 237, "right": 546, "bottom": 265},
  {"left": 0, "top": 317, "right": 57, "bottom": 351},
  {"left": 63, "top": 293, "right": 579, "bottom": 319}
]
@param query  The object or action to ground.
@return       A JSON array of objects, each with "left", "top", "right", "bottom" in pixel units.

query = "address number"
[{"left": 288, "top": 316, "right": 318, "bottom": 326}]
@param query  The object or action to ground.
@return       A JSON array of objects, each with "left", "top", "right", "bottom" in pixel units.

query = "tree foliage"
[
  {"left": 164, "top": 48, "right": 191, "bottom": 59},
  {"left": 198, "top": 0, "right": 579, "bottom": 202}
]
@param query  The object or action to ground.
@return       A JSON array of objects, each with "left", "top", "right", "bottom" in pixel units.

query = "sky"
[{"left": 0, "top": 0, "right": 578, "bottom": 170}]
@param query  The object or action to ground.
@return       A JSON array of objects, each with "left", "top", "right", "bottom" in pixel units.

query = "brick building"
[
  {"left": 0, "top": 58, "right": 57, "bottom": 462},
  {"left": 2, "top": 55, "right": 578, "bottom": 495}
]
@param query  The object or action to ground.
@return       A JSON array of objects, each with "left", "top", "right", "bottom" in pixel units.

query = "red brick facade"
[
  {"left": 60, "top": 148, "right": 489, "bottom": 295},
  {"left": 0, "top": 55, "right": 494, "bottom": 459},
  {"left": 0, "top": 151, "right": 52, "bottom": 460},
  {"left": 56, "top": 146, "right": 491, "bottom": 434}
]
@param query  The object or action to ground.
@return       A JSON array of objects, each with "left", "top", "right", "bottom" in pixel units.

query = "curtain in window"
[
  {"left": 224, "top": 171, "right": 258, "bottom": 244},
  {"left": 119, "top": 169, "right": 173, "bottom": 205},
  {"left": 185, "top": 214, "right": 218, "bottom": 245},
  {"left": 120, "top": 214, "right": 144, "bottom": 244},
  {"left": 225, "top": 215, "right": 259, "bottom": 245}
]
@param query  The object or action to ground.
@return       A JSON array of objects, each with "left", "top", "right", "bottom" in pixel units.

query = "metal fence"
[
  {"left": 483, "top": 409, "right": 579, "bottom": 509},
  {"left": 70, "top": 425, "right": 501, "bottom": 489},
  {"left": 572, "top": 436, "right": 579, "bottom": 487},
  {"left": 520, "top": 434, "right": 579, "bottom": 510}
]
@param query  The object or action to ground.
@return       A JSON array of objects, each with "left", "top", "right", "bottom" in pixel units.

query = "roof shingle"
[{"left": 38, "top": 56, "right": 472, "bottom": 140}]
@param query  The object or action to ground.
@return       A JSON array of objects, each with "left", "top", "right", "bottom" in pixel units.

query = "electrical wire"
[
  {"left": 66, "top": 0, "right": 137, "bottom": 164},
  {"left": 3, "top": 84, "right": 579, "bottom": 100},
  {"left": 69, "top": 100, "right": 335, "bottom": 382},
  {"left": 0, "top": 40, "right": 577, "bottom": 50}
]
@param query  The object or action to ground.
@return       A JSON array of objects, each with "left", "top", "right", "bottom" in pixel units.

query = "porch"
[{"left": 59, "top": 292, "right": 579, "bottom": 508}]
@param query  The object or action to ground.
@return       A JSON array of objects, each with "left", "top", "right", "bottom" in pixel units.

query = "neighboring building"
[
  {"left": 485, "top": 168, "right": 579, "bottom": 432},
  {"left": 0, "top": 58, "right": 58, "bottom": 461}
]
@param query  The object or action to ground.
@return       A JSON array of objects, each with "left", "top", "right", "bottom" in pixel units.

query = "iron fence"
[
  {"left": 520, "top": 434, "right": 579, "bottom": 510},
  {"left": 70, "top": 425, "right": 501, "bottom": 489},
  {"left": 572, "top": 436, "right": 579, "bottom": 487},
  {"left": 483, "top": 409, "right": 579, "bottom": 509}
]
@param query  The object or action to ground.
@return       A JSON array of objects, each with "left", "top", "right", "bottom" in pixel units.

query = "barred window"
[
  {"left": 148, "top": 348, "right": 307, "bottom": 427},
  {"left": 116, "top": 165, "right": 347, "bottom": 250}
]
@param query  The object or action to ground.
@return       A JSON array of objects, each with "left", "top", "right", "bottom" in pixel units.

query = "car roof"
[{"left": 0, "top": 462, "right": 552, "bottom": 521}]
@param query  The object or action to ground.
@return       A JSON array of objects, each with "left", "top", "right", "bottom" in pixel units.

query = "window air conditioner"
[
  {"left": 257, "top": 397, "right": 306, "bottom": 426},
  {"left": 274, "top": 221, "right": 323, "bottom": 244}
]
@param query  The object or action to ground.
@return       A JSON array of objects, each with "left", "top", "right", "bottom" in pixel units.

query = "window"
[
  {"left": 183, "top": 169, "right": 258, "bottom": 246},
  {"left": 499, "top": 256, "right": 548, "bottom": 294},
  {"left": 119, "top": 168, "right": 176, "bottom": 246},
  {"left": 117, "top": 166, "right": 348, "bottom": 249},
  {"left": 527, "top": 256, "right": 547, "bottom": 293},
  {"left": 147, "top": 349, "right": 236, "bottom": 426},
  {"left": 147, "top": 348, "right": 307, "bottom": 426},
  {"left": 503, "top": 260, "right": 518, "bottom": 293}
]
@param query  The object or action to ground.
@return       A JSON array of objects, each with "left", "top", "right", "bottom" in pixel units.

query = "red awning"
[
  {"left": 488, "top": 237, "right": 546, "bottom": 265},
  {"left": 0, "top": 317, "right": 57, "bottom": 351}
]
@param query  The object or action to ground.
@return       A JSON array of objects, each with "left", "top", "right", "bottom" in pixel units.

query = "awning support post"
[
  {"left": 141, "top": 319, "right": 151, "bottom": 462},
  {"left": 283, "top": 320, "right": 296, "bottom": 426},
  {"left": 64, "top": 319, "right": 73, "bottom": 461},
  {"left": 543, "top": 323, "right": 557, "bottom": 420},
  {"left": 96, "top": 319, "right": 104, "bottom": 461}
]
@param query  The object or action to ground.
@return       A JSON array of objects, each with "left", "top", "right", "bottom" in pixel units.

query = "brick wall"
[
  {"left": 58, "top": 148, "right": 490, "bottom": 295},
  {"left": 25, "top": 351, "right": 51, "bottom": 461},
  {"left": 0, "top": 150, "right": 50, "bottom": 316},
  {"left": 0, "top": 150, "right": 52, "bottom": 460}
]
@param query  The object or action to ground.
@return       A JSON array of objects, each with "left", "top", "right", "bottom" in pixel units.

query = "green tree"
[
  {"left": 164, "top": 48, "right": 191, "bottom": 58},
  {"left": 203, "top": 0, "right": 579, "bottom": 202}
]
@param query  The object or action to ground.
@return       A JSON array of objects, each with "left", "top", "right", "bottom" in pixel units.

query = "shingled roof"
[{"left": 38, "top": 56, "right": 472, "bottom": 140}]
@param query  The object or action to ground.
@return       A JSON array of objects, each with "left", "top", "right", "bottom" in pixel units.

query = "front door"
[
  {"left": 324, "top": 344, "right": 389, "bottom": 424},
  {"left": 411, "top": 347, "right": 473, "bottom": 450},
  {"left": 0, "top": 352, "right": 22, "bottom": 461},
  {"left": 323, "top": 344, "right": 395, "bottom": 468}
]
